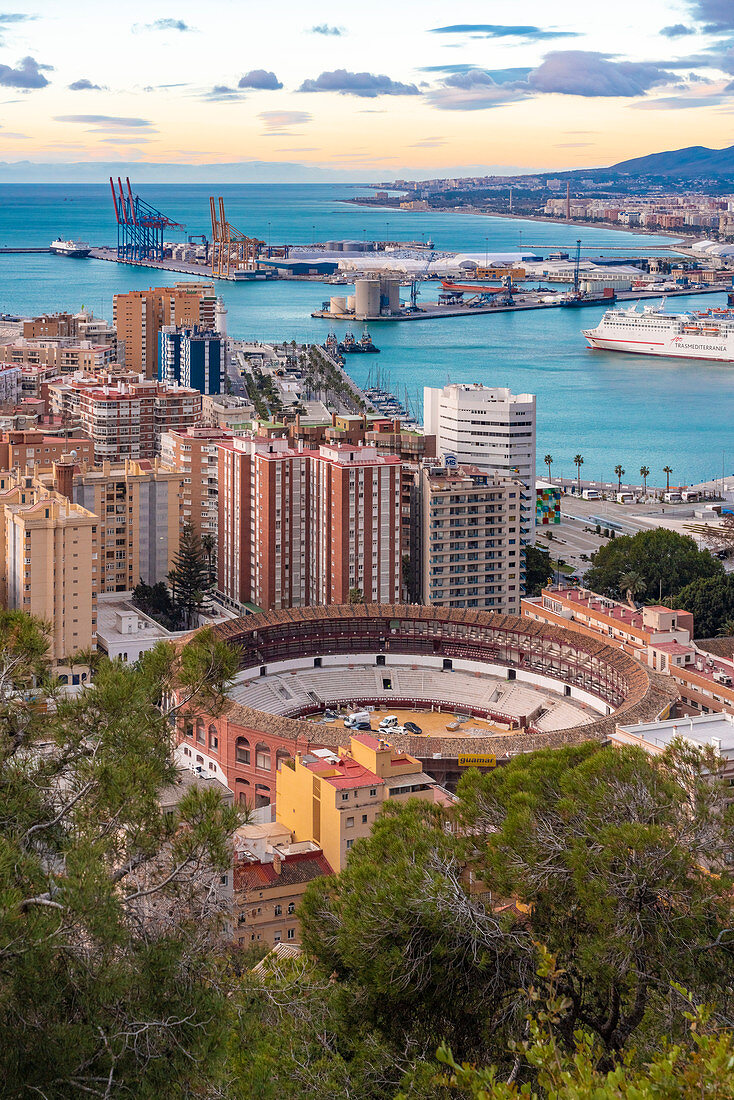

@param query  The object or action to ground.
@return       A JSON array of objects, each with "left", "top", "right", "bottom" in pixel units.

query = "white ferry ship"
[
  {"left": 583, "top": 300, "right": 734, "bottom": 362},
  {"left": 50, "top": 238, "right": 91, "bottom": 258}
]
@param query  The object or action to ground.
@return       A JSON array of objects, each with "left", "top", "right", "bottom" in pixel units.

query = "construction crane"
[
  {"left": 409, "top": 251, "right": 437, "bottom": 310},
  {"left": 209, "top": 196, "right": 264, "bottom": 278},
  {"left": 109, "top": 176, "right": 185, "bottom": 262}
]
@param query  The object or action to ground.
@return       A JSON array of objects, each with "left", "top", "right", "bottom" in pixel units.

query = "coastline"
[{"left": 341, "top": 198, "right": 684, "bottom": 246}]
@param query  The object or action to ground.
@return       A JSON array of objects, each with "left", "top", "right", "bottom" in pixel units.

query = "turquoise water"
[{"left": 0, "top": 183, "right": 731, "bottom": 485}]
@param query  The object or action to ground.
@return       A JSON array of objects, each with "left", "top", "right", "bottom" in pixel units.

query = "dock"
[
  {"left": 312, "top": 283, "right": 731, "bottom": 322},
  {"left": 87, "top": 246, "right": 276, "bottom": 281},
  {"left": 0, "top": 247, "right": 52, "bottom": 254}
]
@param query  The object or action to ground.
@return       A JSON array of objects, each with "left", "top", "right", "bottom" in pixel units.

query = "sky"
[{"left": 2, "top": 0, "right": 734, "bottom": 179}]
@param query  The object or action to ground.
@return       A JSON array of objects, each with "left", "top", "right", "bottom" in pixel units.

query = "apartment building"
[
  {"left": 276, "top": 733, "right": 439, "bottom": 872},
  {"left": 22, "top": 310, "right": 117, "bottom": 356},
  {"left": 200, "top": 393, "right": 255, "bottom": 430},
  {"left": 217, "top": 436, "right": 401, "bottom": 612},
  {"left": 0, "top": 363, "right": 21, "bottom": 405},
  {"left": 113, "top": 284, "right": 216, "bottom": 379},
  {"left": 0, "top": 340, "right": 114, "bottom": 372},
  {"left": 47, "top": 372, "right": 201, "bottom": 461},
  {"left": 0, "top": 429, "right": 94, "bottom": 471},
  {"left": 233, "top": 823, "right": 332, "bottom": 948},
  {"left": 159, "top": 426, "right": 230, "bottom": 538},
  {"left": 424, "top": 383, "right": 536, "bottom": 547},
  {"left": 0, "top": 478, "right": 97, "bottom": 667},
  {"left": 159, "top": 326, "right": 223, "bottom": 395},
  {"left": 414, "top": 464, "right": 526, "bottom": 613},
  {"left": 521, "top": 587, "right": 695, "bottom": 662}
]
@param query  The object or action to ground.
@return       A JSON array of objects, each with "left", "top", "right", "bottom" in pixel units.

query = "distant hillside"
[{"left": 606, "top": 144, "right": 734, "bottom": 178}]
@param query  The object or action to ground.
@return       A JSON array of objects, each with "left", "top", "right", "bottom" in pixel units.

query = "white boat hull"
[{"left": 584, "top": 333, "right": 734, "bottom": 363}]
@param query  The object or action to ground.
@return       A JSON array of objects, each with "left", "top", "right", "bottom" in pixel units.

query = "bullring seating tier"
[{"left": 226, "top": 663, "right": 594, "bottom": 729}]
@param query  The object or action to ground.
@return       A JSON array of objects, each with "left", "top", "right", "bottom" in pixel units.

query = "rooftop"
[
  {"left": 300, "top": 752, "right": 382, "bottom": 791},
  {"left": 616, "top": 711, "right": 734, "bottom": 753}
]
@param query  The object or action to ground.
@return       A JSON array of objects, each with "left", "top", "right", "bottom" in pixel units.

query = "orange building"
[
  {"left": 0, "top": 429, "right": 94, "bottom": 471},
  {"left": 159, "top": 425, "right": 231, "bottom": 539},
  {"left": 112, "top": 283, "right": 216, "bottom": 378}
]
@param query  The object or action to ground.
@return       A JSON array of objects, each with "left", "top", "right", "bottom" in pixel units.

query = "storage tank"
[
  {"left": 329, "top": 296, "right": 347, "bottom": 315},
  {"left": 379, "top": 276, "right": 400, "bottom": 314},
  {"left": 325, "top": 241, "right": 342, "bottom": 252},
  {"left": 342, "top": 240, "right": 363, "bottom": 252},
  {"left": 346, "top": 295, "right": 355, "bottom": 311},
  {"left": 354, "top": 278, "right": 381, "bottom": 318}
]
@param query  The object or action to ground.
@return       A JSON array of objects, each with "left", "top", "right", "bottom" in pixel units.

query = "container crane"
[
  {"left": 409, "top": 251, "right": 437, "bottom": 310},
  {"left": 209, "top": 196, "right": 264, "bottom": 278},
  {"left": 109, "top": 176, "right": 185, "bottom": 262}
]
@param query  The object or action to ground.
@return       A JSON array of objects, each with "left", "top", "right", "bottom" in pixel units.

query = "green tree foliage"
[
  {"left": 584, "top": 528, "right": 722, "bottom": 601},
  {"left": 523, "top": 544, "right": 553, "bottom": 596},
  {"left": 458, "top": 741, "right": 734, "bottom": 1057},
  {"left": 0, "top": 613, "right": 241, "bottom": 1098},
  {"left": 132, "top": 579, "right": 178, "bottom": 629},
  {"left": 672, "top": 573, "right": 734, "bottom": 637},
  {"left": 438, "top": 955, "right": 734, "bottom": 1099},
  {"left": 168, "top": 522, "right": 212, "bottom": 628}
]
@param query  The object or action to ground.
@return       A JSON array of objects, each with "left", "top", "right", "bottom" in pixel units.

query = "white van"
[
  {"left": 344, "top": 710, "right": 371, "bottom": 728},
  {"left": 616, "top": 491, "right": 634, "bottom": 504},
  {"left": 582, "top": 488, "right": 600, "bottom": 500},
  {"left": 379, "top": 715, "right": 398, "bottom": 729}
]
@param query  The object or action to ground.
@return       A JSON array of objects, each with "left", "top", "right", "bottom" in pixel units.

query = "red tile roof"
[{"left": 234, "top": 849, "right": 333, "bottom": 892}]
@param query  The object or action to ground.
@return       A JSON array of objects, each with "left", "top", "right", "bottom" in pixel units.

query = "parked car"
[
  {"left": 379, "top": 715, "right": 398, "bottom": 729},
  {"left": 404, "top": 721, "right": 422, "bottom": 734},
  {"left": 354, "top": 721, "right": 373, "bottom": 731}
]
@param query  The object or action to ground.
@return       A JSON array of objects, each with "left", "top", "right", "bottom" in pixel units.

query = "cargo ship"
[
  {"left": 50, "top": 238, "right": 91, "bottom": 258},
  {"left": 561, "top": 288, "right": 616, "bottom": 308},
  {"left": 583, "top": 300, "right": 734, "bottom": 361}
]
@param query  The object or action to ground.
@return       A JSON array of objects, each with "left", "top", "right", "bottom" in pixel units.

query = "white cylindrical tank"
[
  {"left": 346, "top": 295, "right": 355, "bottom": 311},
  {"left": 379, "top": 276, "right": 400, "bottom": 314},
  {"left": 330, "top": 296, "right": 347, "bottom": 314},
  {"left": 355, "top": 278, "right": 380, "bottom": 318}
]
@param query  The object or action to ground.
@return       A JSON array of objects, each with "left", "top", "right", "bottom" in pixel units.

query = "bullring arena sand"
[{"left": 310, "top": 706, "right": 538, "bottom": 738}]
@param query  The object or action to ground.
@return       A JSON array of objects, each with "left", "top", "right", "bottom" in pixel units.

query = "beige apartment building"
[
  {"left": 0, "top": 340, "right": 114, "bottom": 372},
  {"left": 0, "top": 479, "right": 97, "bottom": 667},
  {"left": 113, "top": 284, "right": 216, "bottom": 379},
  {"left": 159, "top": 426, "right": 229, "bottom": 539},
  {"left": 0, "top": 430, "right": 94, "bottom": 471},
  {"left": 414, "top": 464, "right": 525, "bottom": 613}
]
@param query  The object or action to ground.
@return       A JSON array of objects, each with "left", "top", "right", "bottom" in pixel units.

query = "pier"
[
  {"left": 312, "top": 283, "right": 731, "bottom": 322},
  {"left": 0, "top": 247, "right": 52, "bottom": 254}
]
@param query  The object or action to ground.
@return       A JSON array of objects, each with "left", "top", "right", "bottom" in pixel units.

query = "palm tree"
[
  {"left": 663, "top": 465, "right": 673, "bottom": 492},
  {"left": 544, "top": 454, "right": 553, "bottom": 482},
  {"left": 614, "top": 464, "right": 625, "bottom": 492},
  {"left": 573, "top": 454, "right": 584, "bottom": 494},
  {"left": 619, "top": 570, "right": 646, "bottom": 608},
  {"left": 640, "top": 465, "right": 650, "bottom": 495}
]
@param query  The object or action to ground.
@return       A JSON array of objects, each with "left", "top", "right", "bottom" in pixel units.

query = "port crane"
[
  {"left": 572, "top": 238, "right": 581, "bottom": 294},
  {"left": 109, "top": 176, "right": 185, "bottom": 262},
  {"left": 209, "top": 197, "right": 264, "bottom": 278},
  {"left": 408, "top": 251, "right": 437, "bottom": 310}
]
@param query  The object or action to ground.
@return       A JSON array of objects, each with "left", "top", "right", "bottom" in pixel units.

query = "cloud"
[
  {"left": 201, "top": 84, "right": 244, "bottom": 101},
  {"left": 68, "top": 78, "right": 104, "bottom": 91},
  {"left": 526, "top": 51, "right": 674, "bottom": 96},
  {"left": 427, "top": 68, "right": 528, "bottom": 110},
  {"left": 98, "top": 137, "right": 154, "bottom": 144},
  {"left": 0, "top": 56, "right": 51, "bottom": 89},
  {"left": 238, "top": 69, "right": 282, "bottom": 90},
  {"left": 258, "top": 110, "right": 312, "bottom": 131},
  {"left": 309, "top": 24, "right": 343, "bottom": 35},
  {"left": 429, "top": 23, "right": 579, "bottom": 39},
  {"left": 298, "top": 69, "right": 420, "bottom": 97},
  {"left": 554, "top": 141, "right": 594, "bottom": 147},
  {"left": 54, "top": 114, "right": 154, "bottom": 129},
  {"left": 631, "top": 93, "right": 728, "bottom": 108},
  {"left": 686, "top": 0, "right": 734, "bottom": 32},
  {"left": 275, "top": 146, "right": 320, "bottom": 151},
  {"left": 409, "top": 139, "right": 447, "bottom": 147},
  {"left": 661, "top": 23, "right": 694, "bottom": 36},
  {"left": 143, "top": 18, "right": 192, "bottom": 31}
]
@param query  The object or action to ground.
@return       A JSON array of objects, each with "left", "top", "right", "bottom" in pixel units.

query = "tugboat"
[{"left": 338, "top": 326, "right": 380, "bottom": 354}]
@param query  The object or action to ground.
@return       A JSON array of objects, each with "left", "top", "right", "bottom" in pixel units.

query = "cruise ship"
[
  {"left": 49, "top": 238, "right": 91, "bottom": 258},
  {"left": 583, "top": 301, "right": 734, "bottom": 362}
]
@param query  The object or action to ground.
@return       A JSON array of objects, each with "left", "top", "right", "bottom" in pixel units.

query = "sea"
[{"left": 1, "top": 182, "right": 732, "bottom": 486}]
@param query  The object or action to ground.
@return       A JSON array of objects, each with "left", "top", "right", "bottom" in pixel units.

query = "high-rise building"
[
  {"left": 160, "top": 426, "right": 230, "bottom": 539},
  {"left": 159, "top": 327, "right": 223, "bottom": 395},
  {"left": 22, "top": 310, "right": 117, "bottom": 357},
  {"left": 0, "top": 479, "right": 98, "bottom": 667},
  {"left": 112, "top": 284, "right": 216, "bottom": 379},
  {"left": 423, "top": 382, "right": 536, "bottom": 547},
  {"left": 47, "top": 373, "right": 201, "bottom": 462},
  {"left": 413, "top": 463, "right": 525, "bottom": 613},
  {"left": 0, "top": 340, "right": 114, "bottom": 372},
  {"left": 217, "top": 436, "right": 401, "bottom": 612}
]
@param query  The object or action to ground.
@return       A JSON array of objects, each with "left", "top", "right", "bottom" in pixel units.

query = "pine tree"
[{"left": 168, "top": 523, "right": 211, "bottom": 628}]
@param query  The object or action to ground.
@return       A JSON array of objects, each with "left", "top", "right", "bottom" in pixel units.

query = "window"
[
  {"left": 208, "top": 724, "right": 218, "bottom": 750},
  {"left": 341, "top": 792, "right": 349, "bottom": 801},
  {"left": 274, "top": 931, "right": 282, "bottom": 942},
  {"left": 236, "top": 738, "right": 250, "bottom": 765},
  {"left": 195, "top": 721, "right": 205, "bottom": 745},
  {"left": 346, "top": 839, "right": 354, "bottom": 850},
  {"left": 287, "top": 903, "right": 295, "bottom": 915},
  {"left": 256, "top": 743, "right": 271, "bottom": 770},
  {"left": 369, "top": 788, "right": 376, "bottom": 797},
  {"left": 287, "top": 929, "right": 295, "bottom": 940},
  {"left": 362, "top": 814, "right": 368, "bottom": 824},
  {"left": 274, "top": 904, "right": 282, "bottom": 916},
  {"left": 346, "top": 816, "right": 354, "bottom": 828}
]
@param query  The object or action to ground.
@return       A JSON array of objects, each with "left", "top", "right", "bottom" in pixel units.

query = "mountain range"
[{"left": 604, "top": 144, "right": 734, "bottom": 178}]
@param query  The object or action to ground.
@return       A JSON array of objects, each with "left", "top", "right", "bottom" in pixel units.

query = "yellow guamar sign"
[{"left": 458, "top": 753, "right": 496, "bottom": 768}]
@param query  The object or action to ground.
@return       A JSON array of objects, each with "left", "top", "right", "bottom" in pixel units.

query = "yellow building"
[
  {"left": 0, "top": 479, "right": 97, "bottom": 669},
  {"left": 276, "top": 732, "right": 439, "bottom": 871}
]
